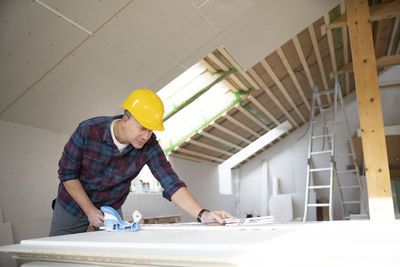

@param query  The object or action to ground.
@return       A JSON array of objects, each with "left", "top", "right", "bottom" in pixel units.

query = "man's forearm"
[
  {"left": 63, "top": 179, "right": 96, "bottom": 214},
  {"left": 170, "top": 187, "right": 203, "bottom": 219}
]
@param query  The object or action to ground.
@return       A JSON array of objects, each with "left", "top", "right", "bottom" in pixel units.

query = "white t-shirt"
[{"left": 110, "top": 119, "right": 128, "bottom": 152}]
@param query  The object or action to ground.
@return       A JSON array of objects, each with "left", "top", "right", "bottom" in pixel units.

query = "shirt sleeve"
[
  {"left": 58, "top": 125, "right": 85, "bottom": 181},
  {"left": 146, "top": 136, "right": 186, "bottom": 201}
]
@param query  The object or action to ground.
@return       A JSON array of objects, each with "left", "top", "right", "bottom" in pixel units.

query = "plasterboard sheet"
[
  {"left": 41, "top": 0, "right": 130, "bottom": 33},
  {"left": 2, "top": 220, "right": 400, "bottom": 267},
  {"left": 2, "top": 0, "right": 216, "bottom": 135},
  {"left": 0, "top": 0, "right": 88, "bottom": 113}
]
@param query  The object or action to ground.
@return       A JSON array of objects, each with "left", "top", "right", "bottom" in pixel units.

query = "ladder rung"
[
  {"left": 336, "top": 153, "right": 353, "bottom": 157},
  {"left": 343, "top": 201, "right": 361, "bottom": 205},
  {"left": 315, "top": 104, "right": 331, "bottom": 109},
  {"left": 337, "top": 169, "right": 357, "bottom": 174},
  {"left": 308, "top": 203, "right": 330, "bottom": 207},
  {"left": 340, "top": 185, "right": 360, "bottom": 189},
  {"left": 311, "top": 134, "right": 334, "bottom": 139},
  {"left": 310, "top": 167, "right": 332, "bottom": 172},
  {"left": 309, "top": 185, "right": 331, "bottom": 189},
  {"left": 310, "top": 150, "right": 333, "bottom": 155}
]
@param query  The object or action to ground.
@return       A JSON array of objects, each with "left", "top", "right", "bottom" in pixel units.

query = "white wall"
[{"left": 237, "top": 67, "right": 400, "bottom": 221}]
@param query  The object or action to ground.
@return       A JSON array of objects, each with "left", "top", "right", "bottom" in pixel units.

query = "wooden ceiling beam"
[
  {"left": 332, "top": 54, "right": 400, "bottom": 76},
  {"left": 211, "top": 123, "right": 251, "bottom": 145},
  {"left": 199, "top": 131, "right": 244, "bottom": 150},
  {"left": 324, "top": 13, "right": 339, "bottom": 85},
  {"left": 236, "top": 105, "right": 271, "bottom": 131},
  {"left": 225, "top": 113, "right": 261, "bottom": 137},
  {"left": 260, "top": 59, "right": 307, "bottom": 123},
  {"left": 207, "top": 53, "right": 247, "bottom": 89},
  {"left": 308, "top": 24, "right": 332, "bottom": 103},
  {"left": 200, "top": 59, "right": 217, "bottom": 73},
  {"left": 292, "top": 36, "right": 315, "bottom": 90},
  {"left": 341, "top": 2, "right": 351, "bottom": 95},
  {"left": 248, "top": 68, "right": 299, "bottom": 128},
  {"left": 247, "top": 95, "right": 280, "bottom": 126},
  {"left": 276, "top": 48, "right": 311, "bottom": 111},
  {"left": 218, "top": 48, "right": 259, "bottom": 90},
  {"left": 176, "top": 147, "right": 225, "bottom": 163},
  {"left": 325, "top": 1, "right": 400, "bottom": 31},
  {"left": 169, "top": 152, "right": 218, "bottom": 165},
  {"left": 188, "top": 139, "right": 234, "bottom": 156},
  {"left": 346, "top": 0, "right": 394, "bottom": 220}
]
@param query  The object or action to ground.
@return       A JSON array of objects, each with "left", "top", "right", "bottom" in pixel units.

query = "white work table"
[{"left": 1, "top": 220, "right": 399, "bottom": 267}]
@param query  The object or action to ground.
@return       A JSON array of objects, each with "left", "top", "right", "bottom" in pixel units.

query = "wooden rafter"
[
  {"left": 333, "top": 54, "right": 400, "bottom": 75},
  {"left": 236, "top": 105, "right": 271, "bottom": 131},
  {"left": 248, "top": 68, "right": 299, "bottom": 127},
  {"left": 292, "top": 36, "right": 315, "bottom": 90},
  {"left": 260, "top": 59, "right": 307, "bottom": 123},
  {"left": 247, "top": 95, "right": 280, "bottom": 126},
  {"left": 169, "top": 152, "right": 218, "bottom": 165},
  {"left": 324, "top": 14, "right": 339, "bottom": 83},
  {"left": 211, "top": 123, "right": 251, "bottom": 144},
  {"left": 308, "top": 24, "right": 332, "bottom": 102},
  {"left": 207, "top": 53, "right": 247, "bottom": 89},
  {"left": 199, "top": 131, "right": 244, "bottom": 150},
  {"left": 276, "top": 48, "right": 311, "bottom": 111},
  {"left": 177, "top": 147, "right": 225, "bottom": 163},
  {"left": 346, "top": 0, "right": 394, "bottom": 220},
  {"left": 188, "top": 139, "right": 234, "bottom": 156},
  {"left": 225, "top": 114, "right": 261, "bottom": 137},
  {"left": 341, "top": 2, "right": 351, "bottom": 95},
  {"left": 218, "top": 48, "right": 259, "bottom": 90},
  {"left": 387, "top": 17, "right": 400, "bottom": 56},
  {"left": 326, "top": 1, "right": 400, "bottom": 30}
]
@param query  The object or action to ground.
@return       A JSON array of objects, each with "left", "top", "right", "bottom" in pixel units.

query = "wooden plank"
[
  {"left": 170, "top": 152, "right": 218, "bottom": 165},
  {"left": 199, "top": 131, "right": 244, "bottom": 150},
  {"left": 292, "top": 36, "right": 315, "bottom": 89},
  {"left": 276, "top": 48, "right": 310, "bottom": 111},
  {"left": 308, "top": 24, "right": 331, "bottom": 102},
  {"left": 212, "top": 123, "right": 251, "bottom": 145},
  {"left": 189, "top": 139, "right": 234, "bottom": 156},
  {"left": 333, "top": 54, "right": 400, "bottom": 75},
  {"left": 175, "top": 147, "right": 224, "bottom": 163},
  {"left": 218, "top": 48, "right": 259, "bottom": 90},
  {"left": 324, "top": 14, "right": 338, "bottom": 82},
  {"left": 248, "top": 68, "right": 299, "bottom": 127},
  {"left": 236, "top": 105, "right": 271, "bottom": 131},
  {"left": 260, "top": 59, "right": 306, "bottom": 123},
  {"left": 341, "top": 2, "right": 351, "bottom": 95},
  {"left": 225, "top": 114, "right": 261, "bottom": 137},
  {"left": 247, "top": 95, "right": 280, "bottom": 126},
  {"left": 346, "top": 0, "right": 394, "bottom": 220},
  {"left": 325, "top": 1, "right": 400, "bottom": 30}
]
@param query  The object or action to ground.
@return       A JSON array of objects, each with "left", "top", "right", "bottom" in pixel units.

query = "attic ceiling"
[{"left": 1, "top": 0, "right": 399, "bottom": 168}]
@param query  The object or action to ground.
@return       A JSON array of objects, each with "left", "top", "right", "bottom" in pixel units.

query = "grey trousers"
[{"left": 49, "top": 200, "right": 122, "bottom": 236}]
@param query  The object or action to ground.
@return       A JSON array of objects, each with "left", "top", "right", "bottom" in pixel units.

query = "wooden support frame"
[
  {"left": 188, "top": 139, "right": 234, "bottom": 156},
  {"left": 169, "top": 152, "right": 218, "bottom": 165},
  {"left": 276, "top": 48, "right": 311, "bottom": 111},
  {"left": 260, "top": 58, "right": 307, "bottom": 123},
  {"left": 225, "top": 113, "right": 261, "bottom": 137},
  {"left": 247, "top": 95, "right": 280, "bottom": 126},
  {"left": 236, "top": 104, "right": 271, "bottom": 131},
  {"left": 308, "top": 24, "right": 331, "bottom": 102},
  {"left": 346, "top": 0, "right": 394, "bottom": 220},
  {"left": 177, "top": 147, "right": 225, "bottom": 163},
  {"left": 211, "top": 123, "right": 251, "bottom": 144},
  {"left": 325, "top": 1, "right": 400, "bottom": 31},
  {"left": 199, "top": 131, "right": 244, "bottom": 151},
  {"left": 292, "top": 36, "right": 315, "bottom": 91},
  {"left": 248, "top": 68, "right": 299, "bottom": 127}
]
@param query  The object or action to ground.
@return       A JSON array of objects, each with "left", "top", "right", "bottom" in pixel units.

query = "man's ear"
[{"left": 121, "top": 115, "right": 129, "bottom": 126}]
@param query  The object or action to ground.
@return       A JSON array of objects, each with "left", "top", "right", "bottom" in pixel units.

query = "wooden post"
[{"left": 346, "top": 0, "right": 394, "bottom": 220}]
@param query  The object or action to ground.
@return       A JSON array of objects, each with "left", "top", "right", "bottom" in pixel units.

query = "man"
[{"left": 50, "top": 89, "right": 235, "bottom": 236}]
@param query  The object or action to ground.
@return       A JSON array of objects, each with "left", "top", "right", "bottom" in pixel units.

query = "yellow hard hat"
[{"left": 121, "top": 89, "right": 165, "bottom": 131}]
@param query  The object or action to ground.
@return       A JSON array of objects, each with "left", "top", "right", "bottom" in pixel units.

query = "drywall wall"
[
  {"left": 237, "top": 67, "right": 400, "bottom": 220},
  {"left": 0, "top": 119, "right": 232, "bottom": 242}
]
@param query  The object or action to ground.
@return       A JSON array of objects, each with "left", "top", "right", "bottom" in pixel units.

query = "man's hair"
[{"left": 123, "top": 109, "right": 133, "bottom": 120}]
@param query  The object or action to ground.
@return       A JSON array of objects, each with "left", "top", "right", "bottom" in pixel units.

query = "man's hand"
[
  {"left": 86, "top": 207, "right": 104, "bottom": 228},
  {"left": 201, "top": 210, "right": 236, "bottom": 225}
]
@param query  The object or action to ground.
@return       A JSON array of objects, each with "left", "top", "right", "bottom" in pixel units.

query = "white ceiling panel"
[
  {"left": 1, "top": 0, "right": 216, "bottom": 134},
  {"left": 198, "top": 0, "right": 261, "bottom": 33},
  {"left": 0, "top": 0, "right": 88, "bottom": 113},
  {"left": 41, "top": 0, "right": 130, "bottom": 33}
]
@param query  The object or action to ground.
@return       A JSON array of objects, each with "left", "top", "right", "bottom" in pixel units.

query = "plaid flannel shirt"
[{"left": 57, "top": 116, "right": 186, "bottom": 217}]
